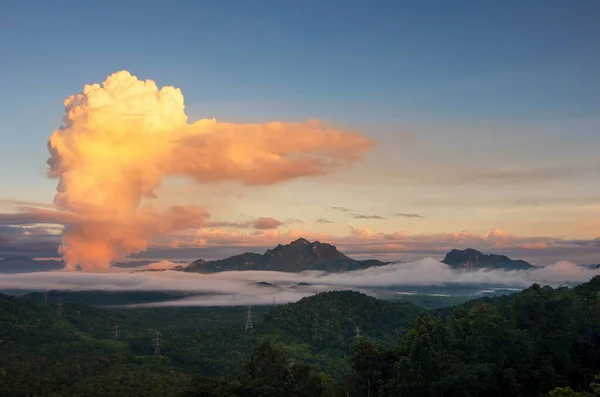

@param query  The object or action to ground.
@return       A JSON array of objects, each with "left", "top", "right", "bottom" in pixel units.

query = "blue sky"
[{"left": 0, "top": 0, "right": 599, "bottom": 265}]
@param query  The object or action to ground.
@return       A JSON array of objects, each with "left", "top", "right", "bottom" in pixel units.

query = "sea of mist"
[{"left": 0, "top": 258, "right": 598, "bottom": 307}]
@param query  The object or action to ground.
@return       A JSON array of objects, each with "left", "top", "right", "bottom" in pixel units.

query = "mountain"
[
  {"left": 185, "top": 238, "right": 390, "bottom": 273},
  {"left": 0, "top": 256, "right": 64, "bottom": 273},
  {"left": 131, "top": 265, "right": 185, "bottom": 273},
  {"left": 111, "top": 260, "right": 157, "bottom": 268},
  {"left": 442, "top": 248, "right": 534, "bottom": 270},
  {"left": 585, "top": 264, "right": 600, "bottom": 270}
]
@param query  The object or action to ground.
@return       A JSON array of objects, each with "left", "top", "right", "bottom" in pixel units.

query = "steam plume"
[{"left": 47, "top": 71, "right": 374, "bottom": 271}]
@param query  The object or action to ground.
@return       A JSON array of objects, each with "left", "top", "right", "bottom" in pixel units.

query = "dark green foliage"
[
  {"left": 21, "top": 290, "right": 191, "bottom": 306},
  {"left": 548, "top": 373, "right": 600, "bottom": 396},
  {"left": 264, "top": 290, "right": 423, "bottom": 350},
  {"left": 346, "top": 276, "right": 600, "bottom": 397},
  {"left": 2, "top": 276, "right": 600, "bottom": 396},
  {"left": 389, "top": 294, "right": 474, "bottom": 309}
]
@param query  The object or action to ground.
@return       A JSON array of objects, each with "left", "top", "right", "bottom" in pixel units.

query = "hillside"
[
  {"left": 442, "top": 248, "right": 534, "bottom": 270},
  {"left": 20, "top": 290, "right": 191, "bottom": 306},
  {"left": 186, "top": 238, "right": 390, "bottom": 273},
  {"left": 0, "top": 293, "right": 191, "bottom": 396},
  {"left": 264, "top": 290, "right": 423, "bottom": 350},
  {"left": 584, "top": 263, "right": 600, "bottom": 270},
  {"left": 2, "top": 276, "right": 600, "bottom": 396}
]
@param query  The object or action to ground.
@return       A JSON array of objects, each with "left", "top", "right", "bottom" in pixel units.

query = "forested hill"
[
  {"left": 20, "top": 290, "right": 191, "bottom": 306},
  {"left": 264, "top": 290, "right": 423, "bottom": 349},
  {"left": 1, "top": 277, "right": 600, "bottom": 396}
]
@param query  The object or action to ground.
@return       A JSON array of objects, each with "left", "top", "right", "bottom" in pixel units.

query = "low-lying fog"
[{"left": 1, "top": 258, "right": 598, "bottom": 307}]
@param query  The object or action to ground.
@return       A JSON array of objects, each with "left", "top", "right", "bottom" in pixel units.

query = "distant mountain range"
[
  {"left": 584, "top": 264, "right": 600, "bottom": 270},
  {"left": 185, "top": 240, "right": 539, "bottom": 273},
  {"left": 442, "top": 248, "right": 534, "bottom": 270},
  {"left": 5, "top": 241, "right": 591, "bottom": 275},
  {"left": 0, "top": 257, "right": 168, "bottom": 274},
  {"left": 0, "top": 256, "right": 64, "bottom": 273},
  {"left": 185, "top": 238, "right": 390, "bottom": 273}
]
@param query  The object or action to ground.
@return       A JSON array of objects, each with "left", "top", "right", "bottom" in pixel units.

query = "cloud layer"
[
  {"left": 1, "top": 258, "right": 598, "bottom": 306},
  {"left": 27, "top": 70, "right": 374, "bottom": 270}
]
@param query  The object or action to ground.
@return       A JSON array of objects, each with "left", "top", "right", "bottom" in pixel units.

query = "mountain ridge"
[
  {"left": 0, "top": 257, "right": 179, "bottom": 274},
  {"left": 0, "top": 256, "right": 64, "bottom": 273},
  {"left": 442, "top": 248, "right": 534, "bottom": 270},
  {"left": 185, "top": 238, "right": 391, "bottom": 273}
]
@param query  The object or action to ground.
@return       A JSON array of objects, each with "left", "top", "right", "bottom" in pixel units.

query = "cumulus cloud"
[
  {"left": 1, "top": 259, "right": 598, "bottom": 307},
  {"left": 8, "top": 71, "right": 374, "bottom": 271},
  {"left": 252, "top": 217, "right": 283, "bottom": 230}
]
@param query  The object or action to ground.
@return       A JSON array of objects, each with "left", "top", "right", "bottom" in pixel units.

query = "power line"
[
  {"left": 245, "top": 306, "right": 253, "bottom": 331},
  {"left": 152, "top": 332, "right": 162, "bottom": 357}
]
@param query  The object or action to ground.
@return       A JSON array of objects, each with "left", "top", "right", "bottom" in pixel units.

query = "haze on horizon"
[{"left": 0, "top": 1, "right": 599, "bottom": 268}]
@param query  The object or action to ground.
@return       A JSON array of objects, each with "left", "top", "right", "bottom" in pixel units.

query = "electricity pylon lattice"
[
  {"left": 152, "top": 332, "right": 162, "bottom": 357},
  {"left": 245, "top": 306, "right": 253, "bottom": 331}
]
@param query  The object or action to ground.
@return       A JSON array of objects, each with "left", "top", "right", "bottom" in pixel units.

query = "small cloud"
[
  {"left": 394, "top": 213, "right": 425, "bottom": 219},
  {"left": 316, "top": 218, "right": 334, "bottom": 224},
  {"left": 286, "top": 218, "right": 305, "bottom": 224},
  {"left": 330, "top": 206, "right": 354, "bottom": 213},
  {"left": 349, "top": 226, "right": 374, "bottom": 239},
  {"left": 352, "top": 213, "right": 385, "bottom": 220},
  {"left": 253, "top": 217, "right": 283, "bottom": 230}
]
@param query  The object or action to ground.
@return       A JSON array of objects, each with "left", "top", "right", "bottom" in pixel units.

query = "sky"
[{"left": 0, "top": 0, "right": 599, "bottom": 268}]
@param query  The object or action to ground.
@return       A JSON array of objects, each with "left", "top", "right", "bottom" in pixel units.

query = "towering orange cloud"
[{"left": 46, "top": 71, "right": 375, "bottom": 271}]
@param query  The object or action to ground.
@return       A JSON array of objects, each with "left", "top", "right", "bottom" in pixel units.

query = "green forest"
[{"left": 1, "top": 277, "right": 600, "bottom": 396}]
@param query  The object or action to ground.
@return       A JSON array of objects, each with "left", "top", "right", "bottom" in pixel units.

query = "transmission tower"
[
  {"left": 152, "top": 332, "right": 162, "bottom": 357},
  {"left": 354, "top": 326, "right": 361, "bottom": 338},
  {"left": 57, "top": 302, "right": 63, "bottom": 318},
  {"left": 244, "top": 305, "right": 253, "bottom": 331},
  {"left": 43, "top": 291, "right": 48, "bottom": 305},
  {"left": 113, "top": 324, "right": 120, "bottom": 340},
  {"left": 272, "top": 296, "right": 276, "bottom": 305}
]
